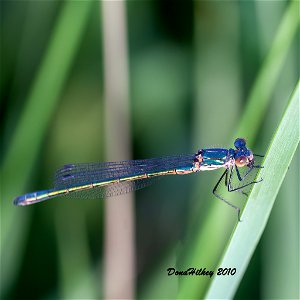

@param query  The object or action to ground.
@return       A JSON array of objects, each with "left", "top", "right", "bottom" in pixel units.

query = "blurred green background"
[{"left": 1, "top": 1, "right": 298, "bottom": 299}]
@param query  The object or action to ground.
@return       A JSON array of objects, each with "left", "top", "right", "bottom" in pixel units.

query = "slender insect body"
[{"left": 13, "top": 138, "right": 264, "bottom": 221}]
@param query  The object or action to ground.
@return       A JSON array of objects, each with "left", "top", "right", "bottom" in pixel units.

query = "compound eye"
[
  {"left": 234, "top": 138, "right": 246, "bottom": 149},
  {"left": 235, "top": 156, "right": 248, "bottom": 167}
]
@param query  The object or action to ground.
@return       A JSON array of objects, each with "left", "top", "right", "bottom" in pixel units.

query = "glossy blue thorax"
[
  {"left": 201, "top": 148, "right": 228, "bottom": 165},
  {"left": 234, "top": 146, "right": 252, "bottom": 159}
]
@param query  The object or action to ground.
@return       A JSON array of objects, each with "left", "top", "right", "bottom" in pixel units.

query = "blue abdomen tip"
[{"left": 13, "top": 194, "right": 27, "bottom": 206}]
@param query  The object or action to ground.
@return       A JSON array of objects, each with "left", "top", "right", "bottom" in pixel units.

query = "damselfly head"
[{"left": 234, "top": 138, "right": 246, "bottom": 149}]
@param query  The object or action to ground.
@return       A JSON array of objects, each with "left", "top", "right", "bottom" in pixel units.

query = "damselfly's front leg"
[
  {"left": 228, "top": 166, "right": 263, "bottom": 193},
  {"left": 213, "top": 168, "right": 241, "bottom": 222}
]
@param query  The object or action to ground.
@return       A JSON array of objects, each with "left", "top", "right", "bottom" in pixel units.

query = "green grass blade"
[
  {"left": 177, "top": 2, "right": 299, "bottom": 298},
  {"left": 237, "top": 0, "right": 299, "bottom": 140},
  {"left": 0, "top": 2, "right": 92, "bottom": 295},
  {"left": 205, "top": 80, "right": 300, "bottom": 299},
  {"left": 55, "top": 207, "right": 98, "bottom": 298}
]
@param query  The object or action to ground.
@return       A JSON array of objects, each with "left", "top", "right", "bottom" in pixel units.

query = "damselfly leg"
[
  {"left": 213, "top": 157, "right": 264, "bottom": 221},
  {"left": 213, "top": 168, "right": 242, "bottom": 221}
]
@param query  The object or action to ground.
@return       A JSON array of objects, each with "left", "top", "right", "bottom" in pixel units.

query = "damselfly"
[{"left": 13, "top": 138, "right": 263, "bottom": 220}]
